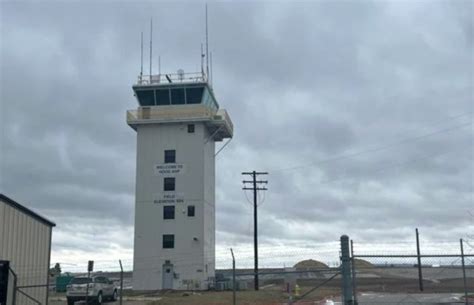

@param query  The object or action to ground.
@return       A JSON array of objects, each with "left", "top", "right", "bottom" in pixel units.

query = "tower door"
[{"left": 162, "top": 264, "right": 174, "bottom": 289}]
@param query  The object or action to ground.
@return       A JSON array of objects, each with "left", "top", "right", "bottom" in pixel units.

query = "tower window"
[
  {"left": 155, "top": 89, "right": 171, "bottom": 105},
  {"left": 187, "top": 124, "right": 195, "bottom": 133},
  {"left": 136, "top": 89, "right": 155, "bottom": 106},
  {"left": 163, "top": 206, "right": 175, "bottom": 219},
  {"left": 164, "top": 150, "right": 176, "bottom": 163},
  {"left": 185, "top": 87, "right": 204, "bottom": 104},
  {"left": 163, "top": 234, "right": 175, "bottom": 249},
  {"left": 164, "top": 177, "right": 175, "bottom": 191},
  {"left": 171, "top": 88, "right": 185, "bottom": 105},
  {"left": 187, "top": 205, "right": 195, "bottom": 217}
]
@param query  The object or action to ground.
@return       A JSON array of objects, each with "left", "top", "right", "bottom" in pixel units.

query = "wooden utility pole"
[{"left": 242, "top": 171, "right": 268, "bottom": 291}]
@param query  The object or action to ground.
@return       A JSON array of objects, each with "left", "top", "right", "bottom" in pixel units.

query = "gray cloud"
[{"left": 1, "top": 0, "right": 472, "bottom": 268}]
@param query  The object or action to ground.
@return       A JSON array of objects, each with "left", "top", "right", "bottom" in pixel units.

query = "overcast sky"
[{"left": 1, "top": 0, "right": 473, "bottom": 271}]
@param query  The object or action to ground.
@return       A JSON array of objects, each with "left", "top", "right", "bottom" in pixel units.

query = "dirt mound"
[
  {"left": 353, "top": 258, "right": 374, "bottom": 269},
  {"left": 293, "top": 259, "right": 329, "bottom": 270}
]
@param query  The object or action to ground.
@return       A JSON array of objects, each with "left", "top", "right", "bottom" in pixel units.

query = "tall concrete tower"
[{"left": 127, "top": 70, "right": 233, "bottom": 290}]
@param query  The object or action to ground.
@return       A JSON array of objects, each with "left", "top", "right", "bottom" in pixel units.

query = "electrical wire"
[
  {"left": 319, "top": 145, "right": 469, "bottom": 184},
  {"left": 270, "top": 120, "right": 472, "bottom": 173}
]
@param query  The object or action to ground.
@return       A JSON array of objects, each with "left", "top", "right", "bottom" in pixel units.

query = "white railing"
[
  {"left": 127, "top": 105, "right": 233, "bottom": 135},
  {"left": 215, "top": 109, "right": 234, "bottom": 133},
  {"left": 127, "top": 105, "right": 215, "bottom": 121},
  {"left": 137, "top": 71, "right": 207, "bottom": 85}
]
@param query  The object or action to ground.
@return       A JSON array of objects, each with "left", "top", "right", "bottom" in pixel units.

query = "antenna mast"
[
  {"left": 140, "top": 32, "right": 143, "bottom": 79},
  {"left": 210, "top": 51, "right": 213, "bottom": 87},
  {"left": 201, "top": 43, "right": 205, "bottom": 77},
  {"left": 149, "top": 18, "right": 153, "bottom": 81},
  {"left": 205, "top": 4, "right": 209, "bottom": 82}
]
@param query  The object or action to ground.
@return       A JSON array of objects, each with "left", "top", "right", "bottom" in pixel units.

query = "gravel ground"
[{"left": 49, "top": 298, "right": 159, "bottom": 305}]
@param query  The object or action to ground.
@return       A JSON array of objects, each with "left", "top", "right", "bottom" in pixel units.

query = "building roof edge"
[{"left": 0, "top": 193, "right": 56, "bottom": 227}]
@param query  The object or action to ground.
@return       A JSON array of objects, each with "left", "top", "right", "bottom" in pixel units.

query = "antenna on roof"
[
  {"left": 140, "top": 32, "right": 143, "bottom": 79},
  {"left": 201, "top": 43, "right": 205, "bottom": 78},
  {"left": 149, "top": 18, "right": 153, "bottom": 81},
  {"left": 210, "top": 51, "right": 213, "bottom": 87},
  {"left": 177, "top": 69, "right": 185, "bottom": 82},
  {"left": 158, "top": 55, "right": 161, "bottom": 76},
  {"left": 205, "top": 4, "right": 209, "bottom": 82}
]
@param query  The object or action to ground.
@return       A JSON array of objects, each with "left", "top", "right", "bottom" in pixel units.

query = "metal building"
[
  {"left": 0, "top": 194, "right": 55, "bottom": 305},
  {"left": 127, "top": 70, "right": 233, "bottom": 290}
]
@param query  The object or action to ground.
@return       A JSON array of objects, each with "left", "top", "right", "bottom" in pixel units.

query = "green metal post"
[
  {"left": 460, "top": 239, "right": 468, "bottom": 305},
  {"left": 340, "top": 235, "right": 353, "bottom": 304}
]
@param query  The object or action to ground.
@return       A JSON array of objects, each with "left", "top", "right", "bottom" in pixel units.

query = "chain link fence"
[
  {"left": 350, "top": 236, "right": 474, "bottom": 305},
  {"left": 34, "top": 231, "right": 474, "bottom": 305}
]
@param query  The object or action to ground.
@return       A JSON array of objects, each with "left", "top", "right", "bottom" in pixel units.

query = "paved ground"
[
  {"left": 306, "top": 293, "right": 471, "bottom": 304},
  {"left": 49, "top": 291, "right": 473, "bottom": 305},
  {"left": 49, "top": 298, "right": 156, "bottom": 305},
  {"left": 356, "top": 292, "right": 472, "bottom": 304}
]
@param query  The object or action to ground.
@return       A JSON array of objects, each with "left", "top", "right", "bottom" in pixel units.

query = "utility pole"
[{"left": 242, "top": 171, "right": 268, "bottom": 291}]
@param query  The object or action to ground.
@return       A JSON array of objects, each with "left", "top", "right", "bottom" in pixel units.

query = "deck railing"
[
  {"left": 137, "top": 72, "right": 207, "bottom": 85},
  {"left": 127, "top": 105, "right": 213, "bottom": 121},
  {"left": 127, "top": 105, "right": 233, "bottom": 135},
  {"left": 214, "top": 109, "right": 234, "bottom": 133}
]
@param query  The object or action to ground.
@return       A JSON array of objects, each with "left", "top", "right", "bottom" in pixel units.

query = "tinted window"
[
  {"left": 164, "top": 150, "right": 176, "bottom": 163},
  {"left": 163, "top": 234, "right": 174, "bottom": 249},
  {"left": 136, "top": 90, "right": 155, "bottom": 106},
  {"left": 155, "top": 89, "right": 170, "bottom": 105},
  {"left": 164, "top": 177, "right": 175, "bottom": 191},
  {"left": 171, "top": 88, "right": 185, "bottom": 105},
  {"left": 186, "top": 87, "right": 204, "bottom": 104},
  {"left": 187, "top": 205, "right": 195, "bottom": 217},
  {"left": 187, "top": 124, "right": 195, "bottom": 133},
  {"left": 94, "top": 277, "right": 107, "bottom": 283},
  {"left": 163, "top": 206, "right": 175, "bottom": 219},
  {"left": 70, "top": 278, "right": 92, "bottom": 284}
]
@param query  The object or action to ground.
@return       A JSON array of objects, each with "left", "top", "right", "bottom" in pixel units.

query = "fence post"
[
  {"left": 85, "top": 270, "right": 90, "bottom": 304},
  {"left": 460, "top": 239, "right": 468, "bottom": 305},
  {"left": 340, "top": 235, "right": 354, "bottom": 305},
  {"left": 230, "top": 248, "right": 236, "bottom": 305},
  {"left": 9, "top": 268, "right": 17, "bottom": 305},
  {"left": 350, "top": 240, "right": 358, "bottom": 305},
  {"left": 119, "top": 260, "right": 123, "bottom": 305},
  {"left": 416, "top": 228, "right": 424, "bottom": 292}
]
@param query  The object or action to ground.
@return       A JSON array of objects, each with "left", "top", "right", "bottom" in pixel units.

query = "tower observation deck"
[
  {"left": 127, "top": 71, "right": 233, "bottom": 291},
  {"left": 127, "top": 72, "right": 233, "bottom": 140}
]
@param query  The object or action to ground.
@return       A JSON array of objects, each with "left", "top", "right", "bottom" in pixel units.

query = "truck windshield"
[{"left": 70, "top": 278, "right": 92, "bottom": 284}]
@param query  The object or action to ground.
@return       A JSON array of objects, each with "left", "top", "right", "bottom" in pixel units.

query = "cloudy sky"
[{"left": 1, "top": 0, "right": 473, "bottom": 271}]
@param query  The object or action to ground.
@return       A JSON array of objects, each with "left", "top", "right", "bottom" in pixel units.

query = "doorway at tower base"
[{"left": 132, "top": 267, "right": 215, "bottom": 291}]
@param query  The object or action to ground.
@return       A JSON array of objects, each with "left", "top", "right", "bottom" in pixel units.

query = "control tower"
[{"left": 127, "top": 71, "right": 233, "bottom": 290}]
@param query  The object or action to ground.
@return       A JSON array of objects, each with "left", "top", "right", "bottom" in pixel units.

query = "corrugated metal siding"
[{"left": 0, "top": 199, "right": 52, "bottom": 305}]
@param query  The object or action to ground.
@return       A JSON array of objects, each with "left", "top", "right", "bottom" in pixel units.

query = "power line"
[
  {"left": 271, "top": 120, "right": 472, "bottom": 173},
  {"left": 319, "top": 144, "right": 469, "bottom": 184}
]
